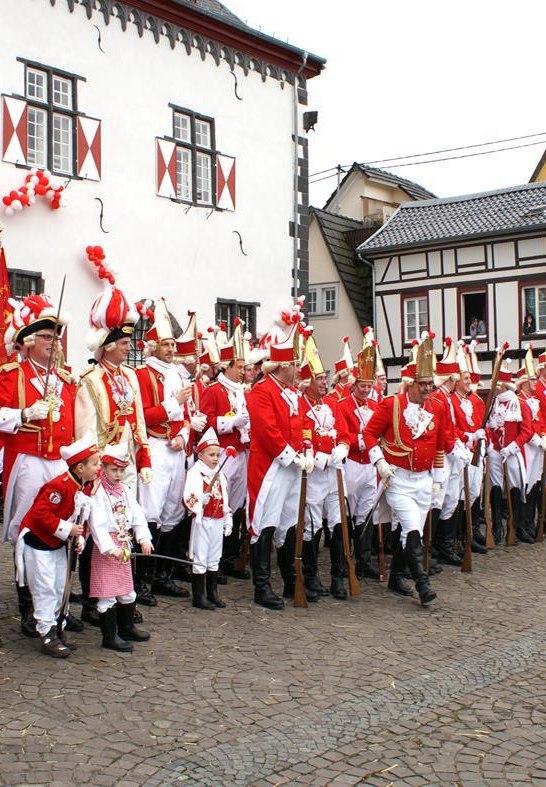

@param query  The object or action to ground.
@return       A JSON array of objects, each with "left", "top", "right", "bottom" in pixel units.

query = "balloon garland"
[{"left": 2, "top": 168, "right": 65, "bottom": 216}]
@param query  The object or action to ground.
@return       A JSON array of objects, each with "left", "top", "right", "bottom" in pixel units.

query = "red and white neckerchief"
[
  {"left": 27, "top": 358, "right": 63, "bottom": 418},
  {"left": 100, "top": 475, "right": 132, "bottom": 545},
  {"left": 303, "top": 394, "right": 336, "bottom": 437},
  {"left": 521, "top": 390, "right": 540, "bottom": 421},
  {"left": 351, "top": 393, "right": 374, "bottom": 430},
  {"left": 270, "top": 374, "right": 299, "bottom": 416},
  {"left": 101, "top": 360, "right": 134, "bottom": 410},
  {"left": 403, "top": 393, "right": 433, "bottom": 439}
]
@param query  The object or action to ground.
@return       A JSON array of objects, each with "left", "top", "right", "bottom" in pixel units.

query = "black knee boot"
[
  {"left": 522, "top": 483, "right": 539, "bottom": 539},
  {"left": 405, "top": 530, "right": 437, "bottom": 606},
  {"left": 79, "top": 538, "right": 101, "bottom": 625},
  {"left": 329, "top": 523, "right": 348, "bottom": 600},
  {"left": 276, "top": 526, "right": 296, "bottom": 599},
  {"left": 513, "top": 487, "right": 532, "bottom": 543},
  {"left": 355, "top": 521, "right": 379, "bottom": 580},
  {"left": 490, "top": 485, "right": 504, "bottom": 544},
  {"left": 303, "top": 531, "right": 329, "bottom": 596},
  {"left": 206, "top": 571, "right": 226, "bottom": 608},
  {"left": 151, "top": 528, "right": 189, "bottom": 597},
  {"left": 117, "top": 602, "right": 150, "bottom": 641},
  {"left": 192, "top": 573, "right": 216, "bottom": 610},
  {"left": 388, "top": 534, "right": 414, "bottom": 597},
  {"left": 434, "top": 510, "right": 463, "bottom": 565},
  {"left": 251, "top": 527, "right": 284, "bottom": 610},
  {"left": 134, "top": 527, "right": 158, "bottom": 607},
  {"left": 99, "top": 606, "right": 133, "bottom": 652},
  {"left": 16, "top": 581, "right": 38, "bottom": 638},
  {"left": 471, "top": 498, "right": 486, "bottom": 546}
]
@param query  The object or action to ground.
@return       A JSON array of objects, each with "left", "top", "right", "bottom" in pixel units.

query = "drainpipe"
[
  {"left": 358, "top": 252, "right": 376, "bottom": 332},
  {"left": 292, "top": 51, "right": 308, "bottom": 299}
]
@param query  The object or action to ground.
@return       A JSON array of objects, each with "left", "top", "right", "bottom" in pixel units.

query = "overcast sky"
[{"left": 228, "top": 0, "right": 546, "bottom": 207}]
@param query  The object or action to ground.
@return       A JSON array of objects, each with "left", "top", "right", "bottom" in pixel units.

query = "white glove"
[
  {"left": 24, "top": 400, "right": 50, "bottom": 422},
  {"left": 139, "top": 468, "right": 153, "bottom": 485},
  {"left": 293, "top": 453, "right": 314, "bottom": 474},
  {"left": 223, "top": 520, "right": 233, "bottom": 537},
  {"left": 452, "top": 441, "right": 469, "bottom": 464},
  {"left": 376, "top": 458, "right": 395, "bottom": 485},
  {"left": 190, "top": 413, "right": 207, "bottom": 432},
  {"left": 472, "top": 428, "right": 486, "bottom": 441},
  {"left": 232, "top": 413, "right": 250, "bottom": 429},
  {"left": 73, "top": 491, "right": 91, "bottom": 522},
  {"left": 202, "top": 492, "right": 211, "bottom": 506},
  {"left": 500, "top": 442, "right": 519, "bottom": 461},
  {"left": 432, "top": 482, "right": 442, "bottom": 500},
  {"left": 329, "top": 444, "right": 348, "bottom": 469},
  {"left": 541, "top": 436, "right": 546, "bottom": 451}
]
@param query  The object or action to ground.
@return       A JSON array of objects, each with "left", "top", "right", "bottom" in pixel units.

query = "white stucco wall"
[{"left": 0, "top": 0, "right": 309, "bottom": 370}]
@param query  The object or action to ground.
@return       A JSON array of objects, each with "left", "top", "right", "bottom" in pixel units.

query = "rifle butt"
[
  {"left": 377, "top": 523, "right": 385, "bottom": 583},
  {"left": 293, "top": 562, "right": 308, "bottom": 608},
  {"left": 423, "top": 511, "right": 431, "bottom": 574}
]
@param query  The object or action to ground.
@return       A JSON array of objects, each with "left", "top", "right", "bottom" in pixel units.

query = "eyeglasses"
[
  {"left": 417, "top": 381, "right": 434, "bottom": 389},
  {"left": 35, "top": 333, "right": 60, "bottom": 342}
]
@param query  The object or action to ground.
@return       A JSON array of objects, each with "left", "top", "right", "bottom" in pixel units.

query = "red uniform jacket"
[
  {"left": 430, "top": 387, "right": 457, "bottom": 453},
  {"left": 201, "top": 380, "right": 247, "bottom": 453},
  {"left": 299, "top": 393, "right": 350, "bottom": 460},
  {"left": 336, "top": 393, "right": 377, "bottom": 465},
  {"left": 135, "top": 364, "right": 189, "bottom": 441},
  {"left": 19, "top": 471, "right": 89, "bottom": 549},
  {"left": 246, "top": 375, "right": 304, "bottom": 526},
  {"left": 364, "top": 393, "right": 446, "bottom": 473},
  {"left": 534, "top": 377, "right": 546, "bottom": 428},
  {"left": 518, "top": 390, "right": 545, "bottom": 439},
  {"left": 488, "top": 397, "right": 533, "bottom": 451}
]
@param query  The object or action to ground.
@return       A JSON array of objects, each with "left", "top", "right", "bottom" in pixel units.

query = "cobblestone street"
[{"left": 1, "top": 540, "right": 546, "bottom": 786}]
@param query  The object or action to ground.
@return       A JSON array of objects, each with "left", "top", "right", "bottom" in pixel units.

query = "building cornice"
[{"left": 50, "top": 0, "right": 324, "bottom": 88}]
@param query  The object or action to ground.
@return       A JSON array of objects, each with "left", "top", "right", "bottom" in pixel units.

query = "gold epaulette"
[
  {"left": 207, "top": 381, "right": 219, "bottom": 388},
  {"left": 302, "top": 428, "right": 313, "bottom": 440},
  {"left": 79, "top": 366, "right": 95, "bottom": 379},
  {"left": 135, "top": 364, "right": 147, "bottom": 371},
  {"left": 0, "top": 362, "right": 19, "bottom": 373},
  {"left": 383, "top": 394, "right": 395, "bottom": 401},
  {"left": 56, "top": 368, "right": 74, "bottom": 384}
]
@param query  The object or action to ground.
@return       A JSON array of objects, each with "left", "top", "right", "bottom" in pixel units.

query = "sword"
[
  {"left": 128, "top": 552, "right": 194, "bottom": 567},
  {"left": 43, "top": 274, "right": 66, "bottom": 399}
]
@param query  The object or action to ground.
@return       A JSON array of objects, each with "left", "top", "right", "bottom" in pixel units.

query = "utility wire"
[
  {"left": 309, "top": 139, "right": 546, "bottom": 185},
  {"left": 309, "top": 130, "right": 546, "bottom": 178}
]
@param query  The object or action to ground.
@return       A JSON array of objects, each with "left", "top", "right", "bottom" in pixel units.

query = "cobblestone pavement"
[{"left": 2, "top": 540, "right": 546, "bottom": 786}]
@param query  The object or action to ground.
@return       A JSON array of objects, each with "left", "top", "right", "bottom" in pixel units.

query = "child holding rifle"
[
  {"left": 15, "top": 433, "right": 101, "bottom": 658},
  {"left": 87, "top": 442, "right": 153, "bottom": 653},
  {"left": 184, "top": 429, "right": 234, "bottom": 610}
]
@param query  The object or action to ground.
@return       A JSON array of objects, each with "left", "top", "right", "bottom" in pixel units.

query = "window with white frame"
[
  {"left": 23, "top": 63, "right": 77, "bottom": 175},
  {"left": 172, "top": 106, "right": 215, "bottom": 206},
  {"left": 308, "top": 284, "right": 339, "bottom": 317},
  {"left": 215, "top": 299, "right": 258, "bottom": 337},
  {"left": 403, "top": 295, "right": 428, "bottom": 342},
  {"left": 523, "top": 285, "right": 546, "bottom": 333}
]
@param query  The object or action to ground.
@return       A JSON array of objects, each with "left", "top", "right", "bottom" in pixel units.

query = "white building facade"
[{"left": 0, "top": 0, "right": 323, "bottom": 369}]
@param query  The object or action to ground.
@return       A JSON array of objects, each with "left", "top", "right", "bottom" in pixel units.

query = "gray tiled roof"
[
  {"left": 312, "top": 208, "right": 373, "bottom": 325},
  {"left": 325, "top": 163, "right": 435, "bottom": 210},
  {"left": 171, "top": 0, "right": 243, "bottom": 25},
  {"left": 359, "top": 181, "right": 546, "bottom": 254}
]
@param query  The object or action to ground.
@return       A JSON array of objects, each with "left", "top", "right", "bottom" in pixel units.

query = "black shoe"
[
  {"left": 151, "top": 578, "right": 189, "bottom": 597},
  {"left": 251, "top": 528, "right": 284, "bottom": 610},
  {"left": 472, "top": 530, "right": 486, "bottom": 546},
  {"left": 99, "top": 607, "right": 133, "bottom": 653},
  {"left": 206, "top": 571, "right": 226, "bottom": 609},
  {"left": 282, "top": 582, "right": 295, "bottom": 599},
  {"left": 41, "top": 626, "right": 71, "bottom": 658},
  {"left": 135, "top": 583, "right": 158, "bottom": 607},
  {"left": 81, "top": 606, "right": 101, "bottom": 627},
  {"left": 117, "top": 602, "right": 150, "bottom": 641},
  {"left": 65, "top": 611, "right": 84, "bottom": 632},
  {"left": 223, "top": 566, "right": 251, "bottom": 580},
  {"left": 57, "top": 623, "right": 78, "bottom": 651},
  {"left": 418, "top": 585, "right": 437, "bottom": 606},
  {"left": 255, "top": 585, "right": 285, "bottom": 609},
  {"left": 330, "top": 576, "right": 347, "bottom": 600},
  {"left": 305, "top": 574, "right": 330, "bottom": 597},
  {"left": 192, "top": 574, "right": 216, "bottom": 610},
  {"left": 433, "top": 514, "right": 463, "bottom": 565},
  {"left": 330, "top": 523, "right": 348, "bottom": 599},
  {"left": 216, "top": 567, "right": 228, "bottom": 585},
  {"left": 133, "top": 606, "right": 143, "bottom": 624},
  {"left": 69, "top": 592, "right": 83, "bottom": 603},
  {"left": 21, "top": 613, "right": 39, "bottom": 638},
  {"left": 516, "top": 529, "right": 535, "bottom": 544},
  {"left": 405, "top": 530, "right": 437, "bottom": 606},
  {"left": 471, "top": 539, "right": 488, "bottom": 554},
  {"left": 357, "top": 562, "right": 380, "bottom": 580},
  {"left": 388, "top": 573, "right": 414, "bottom": 597},
  {"left": 428, "top": 558, "right": 443, "bottom": 575}
]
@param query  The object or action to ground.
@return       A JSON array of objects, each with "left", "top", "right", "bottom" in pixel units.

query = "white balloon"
[
  {"left": 30, "top": 167, "right": 38, "bottom": 175},
  {"left": 45, "top": 190, "right": 55, "bottom": 201},
  {"left": 43, "top": 169, "right": 51, "bottom": 179},
  {"left": 5, "top": 207, "right": 14, "bottom": 216},
  {"left": 28, "top": 196, "right": 36, "bottom": 205},
  {"left": 49, "top": 178, "right": 61, "bottom": 190},
  {"left": 11, "top": 200, "right": 22, "bottom": 211},
  {"left": 30, "top": 176, "right": 39, "bottom": 185}
]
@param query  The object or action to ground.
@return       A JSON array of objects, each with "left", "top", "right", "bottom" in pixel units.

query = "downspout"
[
  {"left": 292, "top": 51, "right": 308, "bottom": 299},
  {"left": 358, "top": 252, "right": 376, "bottom": 332}
]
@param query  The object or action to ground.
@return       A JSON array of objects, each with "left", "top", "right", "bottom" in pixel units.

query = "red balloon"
[
  {"left": 9, "top": 190, "right": 18, "bottom": 200},
  {"left": 35, "top": 185, "right": 47, "bottom": 196},
  {"left": 19, "top": 194, "right": 29, "bottom": 206},
  {"left": 107, "top": 274, "right": 115, "bottom": 284},
  {"left": 2, "top": 196, "right": 11, "bottom": 206},
  {"left": 86, "top": 245, "right": 93, "bottom": 254}
]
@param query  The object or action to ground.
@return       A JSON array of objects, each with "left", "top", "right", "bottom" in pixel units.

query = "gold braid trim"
[
  {"left": 83, "top": 375, "right": 116, "bottom": 448},
  {"left": 392, "top": 395, "right": 415, "bottom": 453},
  {"left": 147, "top": 367, "right": 171, "bottom": 441}
]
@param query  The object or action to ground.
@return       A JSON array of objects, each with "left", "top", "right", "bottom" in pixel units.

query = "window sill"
[{"left": 307, "top": 313, "right": 338, "bottom": 320}]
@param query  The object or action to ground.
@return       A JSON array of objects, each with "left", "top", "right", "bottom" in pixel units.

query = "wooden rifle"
[
  {"left": 336, "top": 468, "right": 361, "bottom": 597},
  {"left": 377, "top": 521, "right": 385, "bottom": 583},
  {"left": 293, "top": 464, "right": 309, "bottom": 609},
  {"left": 423, "top": 510, "right": 431, "bottom": 574},
  {"left": 504, "top": 462, "right": 517, "bottom": 546},
  {"left": 484, "top": 457, "right": 495, "bottom": 549},
  {"left": 536, "top": 450, "right": 546, "bottom": 543},
  {"left": 232, "top": 510, "right": 250, "bottom": 574},
  {"left": 471, "top": 342, "right": 508, "bottom": 468},
  {"left": 461, "top": 465, "right": 473, "bottom": 573}
]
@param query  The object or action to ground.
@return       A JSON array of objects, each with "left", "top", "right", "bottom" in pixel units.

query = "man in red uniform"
[
  {"left": 336, "top": 342, "right": 379, "bottom": 584},
  {"left": 329, "top": 336, "right": 354, "bottom": 402},
  {"left": 486, "top": 357, "right": 533, "bottom": 543},
  {"left": 202, "top": 318, "right": 250, "bottom": 580},
  {"left": 364, "top": 333, "right": 445, "bottom": 606},
  {"left": 0, "top": 293, "right": 76, "bottom": 636},
  {"left": 246, "top": 326, "right": 312, "bottom": 610},
  {"left": 298, "top": 330, "right": 350, "bottom": 601},
  {"left": 76, "top": 285, "right": 152, "bottom": 615},
  {"left": 515, "top": 346, "right": 546, "bottom": 540},
  {"left": 135, "top": 299, "right": 196, "bottom": 598}
]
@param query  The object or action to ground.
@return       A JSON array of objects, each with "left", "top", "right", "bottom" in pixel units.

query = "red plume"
[
  {"left": 429, "top": 331, "right": 436, "bottom": 340},
  {"left": 444, "top": 337, "right": 452, "bottom": 347},
  {"left": 225, "top": 446, "right": 237, "bottom": 458},
  {"left": 343, "top": 335, "right": 349, "bottom": 343},
  {"left": 233, "top": 316, "right": 242, "bottom": 327}
]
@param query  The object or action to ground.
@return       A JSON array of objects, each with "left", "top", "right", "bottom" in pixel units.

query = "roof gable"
[
  {"left": 324, "top": 163, "right": 435, "bottom": 211},
  {"left": 359, "top": 181, "right": 546, "bottom": 254}
]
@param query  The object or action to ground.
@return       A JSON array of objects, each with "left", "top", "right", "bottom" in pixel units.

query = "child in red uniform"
[
  {"left": 184, "top": 428, "right": 232, "bottom": 610},
  {"left": 88, "top": 442, "right": 153, "bottom": 653},
  {"left": 16, "top": 433, "right": 101, "bottom": 658}
]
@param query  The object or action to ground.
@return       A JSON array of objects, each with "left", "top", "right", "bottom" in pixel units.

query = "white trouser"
[
  {"left": 24, "top": 545, "right": 66, "bottom": 637},
  {"left": 4, "top": 455, "right": 66, "bottom": 543},
  {"left": 138, "top": 437, "right": 186, "bottom": 531},
  {"left": 97, "top": 592, "right": 136, "bottom": 613},
  {"left": 250, "top": 463, "right": 301, "bottom": 547},
  {"left": 384, "top": 467, "right": 432, "bottom": 548},
  {"left": 344, "top": 459, "right": 377, "bottom": 524},
  {"left": 439, "top": 452, "right": 463, "bottom": 520},
  {"left": 465, "top": 463, "right": 484, "bottom": 506},
  {"left": 304, "top": 465, "right": 341, "bottom": 539},
  {"left": 525, "top": 443, "right": 543, "bottom": 491},
  {"left": 221, "top": 449, "right": 247, "bottom": 512},
  {"left": 190, "top": 517, "right": 223, "bottom": 574},
  {"left": 488, "top": 449, "right": 524, "bottom": 492}
]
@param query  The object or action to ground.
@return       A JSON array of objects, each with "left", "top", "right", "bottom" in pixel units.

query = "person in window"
[
  {"left": 522, "top": 313, "right": 536, "bottom": 336},
  {"left": 469, "top": 316, "right": 486, "bottom": 338}
]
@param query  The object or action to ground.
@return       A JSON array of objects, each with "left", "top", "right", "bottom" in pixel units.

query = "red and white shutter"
[
  {"left": 77, "top": 116, "right": 101, "bottom": 180},
  {"left": 2, "top": 96, "right": 28, "bottom": 165},
  {"left": 216, "top": 154, "right": 236, "bottom": 211},
  {"left": 156, "top": 138, "right": 177, "bottom": 198}
]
